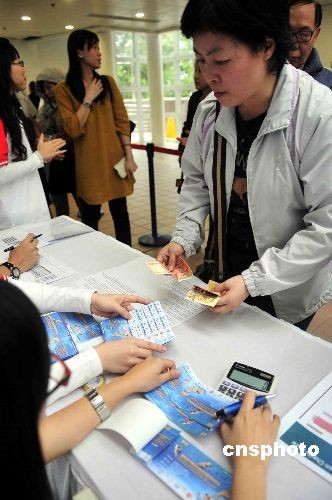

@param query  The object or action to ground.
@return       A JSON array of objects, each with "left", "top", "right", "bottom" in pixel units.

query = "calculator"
[{"left": 217, "top": 362, "right": 276, "bottom": 401}]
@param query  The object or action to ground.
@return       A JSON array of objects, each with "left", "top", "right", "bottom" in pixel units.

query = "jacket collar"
[
  {"left": 212, "top": 63, "right": 299, "bottom": 145},
  {"left": 303, "top": 48, "right": 323, "bottom": 77}
]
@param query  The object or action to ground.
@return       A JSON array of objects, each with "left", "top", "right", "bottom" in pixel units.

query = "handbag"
[{"left": 114, "top": 157, "right": 127, "bottom": 179}]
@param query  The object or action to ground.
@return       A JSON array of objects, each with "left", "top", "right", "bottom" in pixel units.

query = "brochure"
[
  {"left": 101, "top": 300, "right": 175, "bottom": 344},
  {"left": 41, "top": 301, "right": 175, "bottom": 360},
  {"left": 98, "top": 398, "right": 232, "bottom": 499},
  {"left": 145, "top": 363, "right": 236, "bottom": 436},
  {"left": 279, "top": 371, "right": 332, "bottom": 484},
  {"left": 41, "top": 312, "right": 103, "bottom": 360}
]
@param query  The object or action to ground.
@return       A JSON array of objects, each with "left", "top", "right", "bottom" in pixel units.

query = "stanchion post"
[{"left": 138, "top": 142, "right": 171, "bottom": 247}]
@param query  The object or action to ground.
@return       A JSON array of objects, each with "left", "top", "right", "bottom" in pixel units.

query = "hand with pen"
[
  {"left": 5, "top": 233, "right": 40, "bottom": 272},
  {"left": 220, "top": 391, "right": 280, "bottom": 500}
]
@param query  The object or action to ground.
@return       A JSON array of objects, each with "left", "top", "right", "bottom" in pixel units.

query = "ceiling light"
[
  {"left": 65, "top": 25, "right": 74, "bottom": 30},
  {"left": 21, "top": 16, "right": 31, "bottom": 21},
  {"left": 135, "top": 12, "right": 145, "bottom": 18}
]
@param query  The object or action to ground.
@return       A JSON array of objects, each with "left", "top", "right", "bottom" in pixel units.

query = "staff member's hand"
[
  {"left": 122, "top": 356, "right": 181, "bottom": 393},
  {"left": 90, "top": 293, "right": 150, "bottom": 318},
  {"left": 157, "top": 242, "right": 184, "bottom": 271},
  {"left": 220, "top": 391, "right": 280, "bottom": 459},
  {"left": 8, "top": 233, "right": 39, "bottom": 271},
  {"left": 94, "top": 338, "right": 167, "bottom": 374},
  {"left": 212, "top": 275, "right": 249, "bottom": 314}
]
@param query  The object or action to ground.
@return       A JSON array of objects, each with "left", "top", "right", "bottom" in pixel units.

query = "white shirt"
[{"left": 11, "top": 279, "right": 103, "bottom": 403}]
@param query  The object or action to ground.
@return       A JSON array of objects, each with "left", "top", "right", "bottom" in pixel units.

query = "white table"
[{"left": 36, "top": 222, "right": 332, "bottom": 500}]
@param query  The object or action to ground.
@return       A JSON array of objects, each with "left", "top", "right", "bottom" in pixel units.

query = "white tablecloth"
[{"left": 37, "top": 222, "right": 332, "bottom": 500}]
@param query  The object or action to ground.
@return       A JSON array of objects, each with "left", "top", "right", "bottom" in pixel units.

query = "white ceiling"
[
  {"left": 3, "top": 0, "right": 332, "bottom": 40},
  {"left": 2, "top": 0, "right": 189, "bottom": 40}
]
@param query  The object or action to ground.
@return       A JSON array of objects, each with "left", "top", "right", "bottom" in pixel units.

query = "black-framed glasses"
[
  {"left": 290, "top": 27, "right": 319, "bottom": 44},
  {"left": 11, "top": 59, "right": 24, "bottom": 67},
  {"left": 47, "top": 353, "right": 71, "bottom": 396}
]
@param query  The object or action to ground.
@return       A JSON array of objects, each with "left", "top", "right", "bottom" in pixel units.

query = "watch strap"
[
  {"left": 0, "top": 261, "right": 20, "bottom": 279},
  {"left": 85, "top": 388, "right": 111, "bottom": 422}
]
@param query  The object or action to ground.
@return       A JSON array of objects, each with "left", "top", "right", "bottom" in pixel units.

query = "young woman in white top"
[{"left": 0, "top": 38, "right": 66, "bottom": 229}]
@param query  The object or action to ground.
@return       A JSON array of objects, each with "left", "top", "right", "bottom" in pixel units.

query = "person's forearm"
[
  {"left": 119, "top": 134, "right": 134, "bottom": 160},
  {"left": 0, "top": 266, "right": 10, "bottom": 277},
  {"left": 76, "top": 103, "right": 92, "bottom": 129},
  {"left": 40, "top": 376, "right": 133, "bottom": 463},
  {"left": 11, "top": 281, "right": 92, "bottom": 314},
  {"left": 231, "top": 461, "right": 267, "bottom": 500},
  {"left": 0, "top": 152, "right": 43, "bottom": 185}
]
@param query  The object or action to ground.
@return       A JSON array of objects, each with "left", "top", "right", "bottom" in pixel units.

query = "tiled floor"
[{"left": 62, "top": 148, "right": 331, "bottom": 342}]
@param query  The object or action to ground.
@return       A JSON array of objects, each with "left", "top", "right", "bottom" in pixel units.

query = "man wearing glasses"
[{"left": 289, "top": 0, "right": 332, "bottom": 89}]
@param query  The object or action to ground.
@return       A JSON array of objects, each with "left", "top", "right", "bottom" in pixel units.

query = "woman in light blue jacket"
[{"left": 158, "top": 0, "right": 332, "bottom": 328}]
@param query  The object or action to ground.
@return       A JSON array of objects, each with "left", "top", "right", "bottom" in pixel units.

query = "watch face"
[{"left": 12, "top": 266, "right": 20, "bottom": 279}]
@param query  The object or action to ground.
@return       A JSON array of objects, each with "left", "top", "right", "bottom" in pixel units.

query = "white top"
[
  {"left": 0, "top": 125, "right": 50, "bottom": 229},
  {"left": 11, "top": 279, "right": 103, "bottom": 403}
]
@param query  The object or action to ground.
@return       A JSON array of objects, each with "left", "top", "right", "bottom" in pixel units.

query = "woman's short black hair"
[{"left": 180, "top": 0, "right": 291, "bottom": 74}]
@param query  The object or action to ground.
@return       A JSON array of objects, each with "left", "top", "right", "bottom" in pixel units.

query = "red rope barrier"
[{"left": 131, "top": 143, "right": 180, "bottom": 156}]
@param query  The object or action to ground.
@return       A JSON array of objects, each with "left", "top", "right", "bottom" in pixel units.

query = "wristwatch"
[
  {"left": 0, "top": 261, "right": 21, "bottom": 279},
  {"left": 85, "top": 388, "right": 111, "bottom": 422},
  {"left": 83, "top": 101, "right": 92, "bottom": 109}
]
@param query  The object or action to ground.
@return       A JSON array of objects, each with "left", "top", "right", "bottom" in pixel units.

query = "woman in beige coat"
[{"left": 56, "top": 29, "right": 136, "bottom": 244}]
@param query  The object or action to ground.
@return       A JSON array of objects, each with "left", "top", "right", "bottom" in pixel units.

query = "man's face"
[{"left": 289, "top": 3, "right": 320, "bottom": 68}]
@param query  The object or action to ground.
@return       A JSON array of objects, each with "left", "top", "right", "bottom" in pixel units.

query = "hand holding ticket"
[
  {"left": 147, "top": 256, "right": 193, "bottom": 282},
  {"left": 186, "top": 285, "right": 221, "bottom": 307},
  {"left": 186, "top": 282, "right": 227, "bottom": 307}
]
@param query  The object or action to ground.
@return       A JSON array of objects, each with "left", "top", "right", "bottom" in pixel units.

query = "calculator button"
[
  {"left": 237, "top": 392, "right": 244, "bottom": 400},
  {"left": 218, "top": 385, "right": 229, "bottom": 394},
  {"left": 223, "top": 380, "right": 231, "bottom": 386},
  {"left": 231, "top": 383, "right": 239, "bottom": 389},
  {"left": 226, "top": 388, "right": 237, "bottom": 397}
]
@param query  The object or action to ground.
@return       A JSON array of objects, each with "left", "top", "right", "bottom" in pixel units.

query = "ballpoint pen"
[
  {"left": 3, "top": 234, "right": 43, "bottom": 252},
  {"left": 215, "top": 394, "right": 277, "bottom": 419}
]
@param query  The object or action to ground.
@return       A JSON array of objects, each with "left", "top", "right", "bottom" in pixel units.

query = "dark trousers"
[
  {"left": 51, "top": 192, "right": 81, "bottom": 217},
  {"left": 79, "top": 197, "right": 132, "bottom": 246}
]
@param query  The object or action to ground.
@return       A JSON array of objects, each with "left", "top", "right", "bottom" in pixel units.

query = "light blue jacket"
[{"left": 172, "top": 64, "right": 332, "bottom": 324}]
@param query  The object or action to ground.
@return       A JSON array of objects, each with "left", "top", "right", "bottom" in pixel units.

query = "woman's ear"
[
  {"left": 77, "top": 50, "right": 83, "bottom": 59},
  {"left": 263, "top": 37, "right": 276, "bottom": 61}
]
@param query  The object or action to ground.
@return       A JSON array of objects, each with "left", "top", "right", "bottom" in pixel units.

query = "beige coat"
[{"left": 56, "top": 76, "right": 133, "bottom": 204}]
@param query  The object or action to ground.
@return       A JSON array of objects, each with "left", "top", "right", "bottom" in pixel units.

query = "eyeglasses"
[
  {"left": 47, "top": 353, "right": 71, "bottom": 397},
  {"left": 11, "top": 59, "right": 25, "bottom": 67},
  {"left": 290, "top": 27, "right": 319, "bottom": 44}
]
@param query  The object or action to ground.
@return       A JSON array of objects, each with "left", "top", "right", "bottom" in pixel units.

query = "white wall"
[
  {"left": 11, "top": 31, "right": 114, "bottom": 84},
  {"left": 316, "top": 5, "right": 332, "bottom": 68}
]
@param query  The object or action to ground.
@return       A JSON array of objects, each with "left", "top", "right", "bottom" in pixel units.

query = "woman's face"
[
  {"left": 78, "top": 42, "right": 101, "bottom": 70},
  {"left": 10, "top": 58, "right": 26, "bottom": 91},
  {"left": 193, "top": 32, "right": 275, "bottom": 115}
]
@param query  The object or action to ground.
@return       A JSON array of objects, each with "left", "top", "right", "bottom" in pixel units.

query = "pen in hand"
[
  {"left": 3, "top": 234, "right": 43, "bottom": 252},
  {"left": 215, "top": 393, "right": 277, "bottom": 419}
]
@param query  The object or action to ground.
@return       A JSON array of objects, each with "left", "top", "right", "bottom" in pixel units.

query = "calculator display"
[{"left": 229, "top": 368, "right": 270, "bottom": 391}]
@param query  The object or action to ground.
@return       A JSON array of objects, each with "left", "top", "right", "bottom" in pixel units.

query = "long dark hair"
[
  {"left": 0, "top": 38, "right": 36, "bottom": 161},
  {"left": 181, "top": 0, "right": 291, "bottom": 74},
  {"left": 65, "top": 29, "right": 112, "bottom": 103},
  {"left": 0, "top": 282, "right": 52, "bottom": 497}
]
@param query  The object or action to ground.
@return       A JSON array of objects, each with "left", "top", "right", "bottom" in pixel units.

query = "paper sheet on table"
[
  {"left": 22, "top": 216, "right": 93, "bottom": 244},
  {"left": 74, "top": 258, "right": 207, "bottom": 326},
  {"left": 20, "top": 252, "right": 77, "bottom": 284},
  {"left": 98, "top": 398, "right": 168, "bottom": 453},
  {"left": 279, "top": 371, "right": 332, "bottom": 484}
]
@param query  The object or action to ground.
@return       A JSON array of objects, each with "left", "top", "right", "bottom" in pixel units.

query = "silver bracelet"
[{"left": 85, "top": 388, "right": 111, "bottom": 422}]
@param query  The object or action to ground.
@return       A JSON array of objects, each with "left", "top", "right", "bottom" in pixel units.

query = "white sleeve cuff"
[{"left": 47, "top": 348, "right": 103, "bottom": 404}]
